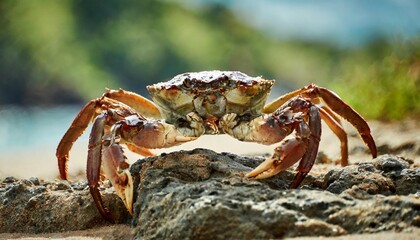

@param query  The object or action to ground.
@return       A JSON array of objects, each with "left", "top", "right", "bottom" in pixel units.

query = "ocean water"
[
  {"left": 0, "top": 106, "right": 89, "bottom": 179},
  {"left": 0, "top": 105, "right": 86, "bottom": 152}
]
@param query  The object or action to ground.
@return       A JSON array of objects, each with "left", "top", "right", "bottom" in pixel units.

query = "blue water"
[{"left": 0, "top": 105, "right": 87, "bottom": 153}]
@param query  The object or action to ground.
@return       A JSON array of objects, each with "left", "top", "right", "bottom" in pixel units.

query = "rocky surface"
[
  {"left": 130, "top": 149, "right": 419, "bottom": 239},
  {"left": 0, "top": 149, "right": 419, "bottom": 239},
  {"left": 0, "top": 176, "right": 131, "bottom": 234}
]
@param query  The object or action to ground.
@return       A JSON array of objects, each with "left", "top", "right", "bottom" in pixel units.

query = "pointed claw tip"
[
  {"left": 122, "top": 170, "right": 134, "bottom": 216},
  {"left": 245, "top": 168, "right": 265, "bottom": 179},
  {"left": 175, "top": 136, "right": 197, "bottom": 142},
  {"left": 245, "top": 171, "right": 256, "bottom": 178},
  {"left": 246, "top": 165, "right": 278, "bottom": 180}
]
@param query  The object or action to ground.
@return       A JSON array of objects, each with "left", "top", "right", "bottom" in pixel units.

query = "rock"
[
  {"left": 327, "top": 195, "right": 420, "bottom": 233},
  {"left": 28, "top": 177, "right": 40, "bottom": 186},
  {"left": 397, "top": 168, "right": 420, "bottom": 195},
  {"left": 323, "top": 165, "right": 396, "bottom": 197},
  {"left": 1, "top": 150, "right": 418, "bottom": 239},
  {"left": 53, "top": 180, "right": 73, "bottom": 191},
  {"left": 2, "top": 176, "right": 18, "bottom": 184},
  {"left": 0, "top": 179, "right": 130, "bottom": 233},
  {"left": 373, "top": 155, "right": 410, "bottom": 172},
  {"left": 322, "top": 155, "right": 419, "bottom": 197},
  {"left": 129, "top": 149, "right": 420, "bottom": 239}
]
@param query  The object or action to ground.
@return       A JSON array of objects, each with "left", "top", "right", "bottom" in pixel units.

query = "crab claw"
[
  {"left": 246, "top": 138, "right": 307, "bottom": 179},
  {"left": 114, "top": 169, "right": 134, "bottom": 215},
  {"left": 101, "top": 140, "right": 134, "bottom": 215}
]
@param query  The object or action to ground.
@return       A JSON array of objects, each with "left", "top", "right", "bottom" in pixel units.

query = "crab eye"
[{"left": 183, "top": 78, "right": 192, "bottom": 89}]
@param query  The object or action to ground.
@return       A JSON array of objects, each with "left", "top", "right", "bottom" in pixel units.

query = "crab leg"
[
  {"left": 87, "top": 113, "right": 115, "bottom": 223},
  {"left": 290, "top": 105, "right": 321, "bottom": 188},
  {"left": 263, "top": 86, "right": 308, "bottom": 113},
  {"left": 125, "top": 143, "right": 155, "bottom": 157},
  {"left": 57, "top": 94, "right": 157, "bottom": 180},
  {"left": 87, "top": 116, "right": 136, "bottom": 222},
  {"left": 316, "top": 87, "right": 377, "bottom": 158},
  {"left": 104, "top": 89, "right": 161, "bottom": 119},
  {"left": 263, "top": 84, "right": 377, "bottom": 159},
  {"left": 320, "top": 105, "right": 342, "bottom": 125},
  {"left": 57, "top": 100, "right": 97, "bottom": 180},
  {"left": 319, "top": 107, "right": 349, "bottom": 166}
]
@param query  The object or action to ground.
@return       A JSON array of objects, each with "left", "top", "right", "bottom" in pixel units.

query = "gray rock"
[
  {"left": 0, "top": 150, "right": 418, "bottom": 239},
  {"left": 373, "top": 155, "right": 410, "bottom": 172},
  {"left": 322, "top": 155, "right": 418, "bottom": 197},
  {"left": 397, "top": 168, "right": 420, "bottom": 195},
  {"left": 129, "top": 149, "right": 419, "bottom": 239},
  {"left": 29, "top": 177, "right": 40, "bottom": 186},
  {"left": 0, "top": 178, "right": 130, "bottom": 233}
]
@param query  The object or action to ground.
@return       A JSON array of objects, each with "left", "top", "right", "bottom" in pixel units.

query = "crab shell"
[{"left": 147, "top": 71, "right": 275, "bottom": 123}]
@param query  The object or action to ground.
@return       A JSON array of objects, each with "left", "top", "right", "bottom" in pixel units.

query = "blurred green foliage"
[
  {"left": 329, "top": 39, "right": 420, "bottom": 119},
  {"left": 0, "top": 0, "right": 418, "bottom": 119}
]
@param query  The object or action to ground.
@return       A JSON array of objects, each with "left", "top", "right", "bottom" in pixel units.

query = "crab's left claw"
[
  {"left": 121, "top": 170, "right": 134, "bottom": 214},
  {"left": 246, "top": 138, "right": 307, "bottom": 179},
  {"left": 88, "top": 140, "right": 134, "bottom": 222},
  {"left": 101, "top": 136, "right": 134, "bottom": 215},
  {"left": 87, "top": 113, "right": 135, "bottom": 222}
]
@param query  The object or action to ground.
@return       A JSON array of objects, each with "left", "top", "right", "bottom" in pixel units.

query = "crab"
[{"left": 56, "top": 71, "right": 377, "bottom": 222}]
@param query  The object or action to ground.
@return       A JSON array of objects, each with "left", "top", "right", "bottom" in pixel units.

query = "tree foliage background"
[{"left": 0, "top": 0, "right": 419, "bottom": 119}]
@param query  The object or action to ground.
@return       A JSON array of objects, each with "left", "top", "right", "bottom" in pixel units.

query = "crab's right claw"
[{"left": 246, "top": 138, "right": 307, "bottom": 179}]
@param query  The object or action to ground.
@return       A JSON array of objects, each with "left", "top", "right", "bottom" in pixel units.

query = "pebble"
[
  {"left": 2, "top": 176, "right": 17, "bottom": 184},
  {"left": 54, "top": 181, "right": 72, "bottom": 191},
  {"left": 29, "top": 177, "right": 40, "bottom": 185}
]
